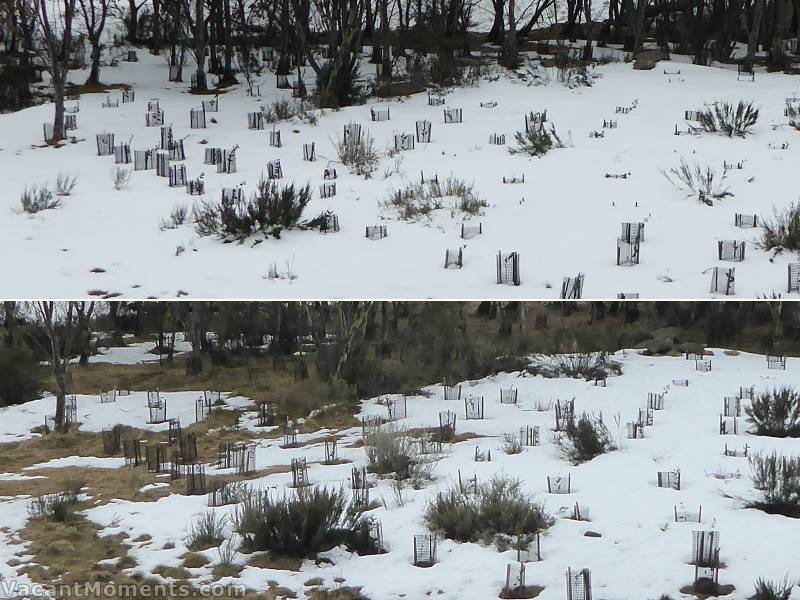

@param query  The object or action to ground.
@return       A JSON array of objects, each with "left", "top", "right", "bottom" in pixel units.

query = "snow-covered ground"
[
  {"left": 2, "top": 349, "right": 800, "bottom": 599},
  {"left": 0, "top": 390, "right": 250, "bottom": 445},
  {"left": 3, "top": 43, "right": 800, "bottom": 299},
  {"left": 68, "top": 334, "right": 191, "bottom": 365}
]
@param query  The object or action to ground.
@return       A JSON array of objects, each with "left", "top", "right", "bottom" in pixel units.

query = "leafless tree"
[
  {"left": 74, "top": 301, "right": 95, "bottom": 366},
  {"left": 744, "top": 0, "right": 765, "bottom": 67},
  {"left": 36, "top": 0, "right": 77, "bottom": 143},
  {"left": 77, "top": 0, "right": 110, "bottom": 85},
  {"left": 124, "top": 0, "right": 146, "bottom": 42},
  {"left": 31, "top": 301, "right": 77, "bottom": 431},
  {"left": 185, "top": 0, "right": 211, "bottom": 91}
]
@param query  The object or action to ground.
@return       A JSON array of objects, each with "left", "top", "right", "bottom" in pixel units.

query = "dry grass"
[
  {"left": 61, "top": 354, "right": 296, "bottom": 402},
  {"left": 247, "top": 552, "right": 303, "bottom": 571},
  {"left": 19, "top": 512, "right": 133, "bottom": 586},
  {"left": 18, "top": 510, "right": 297, "bottom": 600}
]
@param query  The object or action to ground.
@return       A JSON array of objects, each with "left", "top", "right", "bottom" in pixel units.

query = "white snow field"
[
  {"left": 3, "top": 45, "right": 800, "bottom": 299},
  {"left": 2, "top": 349, "right": 800, "bottom": 599}
]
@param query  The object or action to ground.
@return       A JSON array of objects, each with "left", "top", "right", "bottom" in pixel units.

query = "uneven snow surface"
[
  {"left": 3, "top": 46, "right": 800, "bottom": 298},
  {"left": 1, "top": 350, "right": 800, "bottom": 598}
]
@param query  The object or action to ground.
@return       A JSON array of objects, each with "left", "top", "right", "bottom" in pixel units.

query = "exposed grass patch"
[{"left": 182, "top": 552, "right": 211, "bottom": 568}]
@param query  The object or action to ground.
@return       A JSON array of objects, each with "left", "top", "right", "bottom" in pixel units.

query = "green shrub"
[
  {"left": 661, "top": 158, "right": 732, "bottom": 205},
  {"left": 425, "top": 476, "right": 552, "bottom": 544},
  {"left": 363, "top": 424, "right": 436, "bottom": 483},
  {"left": 748, "top": 452, "right": 800, "bottom": 518},
  {"left": 528, "top": 352, "right": 621, "bottom": 380},
  {"left": 187, "top": 511, "right": 227, "bottom": 550},
  {"left": 697, "top": 100, "right": 759, "bottom": 137},
  {"left": 502, "top": 434, "right": 523, "bottom": 455},
  {"left": 752, "top": 576, "right": 794, "bottom": 600},
  {"left": 233, "top": 486, "right": 369, "bottom": 557},
  {"left": 384, "top": 177, "right": 487, "bottom": 220},
  {"left": 193, "top": 179, "right": 312, "bottom": 240},
  {"left": 757, "top": 203, "right": 800, "bottom": 251},
  {"left": 159, "top": 204, "right": 190, "bottom": 231},
  {"left": 745, "top": 387, "right": 800, "bottom": 437},
  {"left": 509, "top": 122, "right": 565, "bottom": 156},
  {"left": 261, "top": 98, "right": 317, "bottom": 124},
  {"left": 554, "top": 412, "right": 616, "bottom": 464},
  {"left": 20, "top": 184, "right": 60, "bottom": 213},
  {"left": 0, "top": 343, "right": 43, "bottom": 407},
  {"left": 333, "top": 124, "right": 380, "bottom": 177}
]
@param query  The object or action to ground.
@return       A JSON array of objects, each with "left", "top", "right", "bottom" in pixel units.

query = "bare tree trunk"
[
  {"left": 193, "top": 0, "right": 208, "bottom": 90},
  {"left": 38, "top": 0, "right": 76, "bottom": 143},
  {"left": 152, "top": 0, "right": 161, "bottom": 53},
  {"left": 582, "top": 0, "right": 593, "bottom": 60},
  {"left": 503, "top": 0, "right": 518, "bottom": 68},
  {"left": 769, "top": 0, "right": 792, "bottom": 67},
  {"left": 34, "top": 302, "right": 76, "bottom": 432},
  {"left": 380, "top": 0, "right": 391, "bottom": 90},
  {"left": 127, "top": 0, "right": 139, "bottom": 42},
  {"left": 746, "top": 0, "right": 765, "bottom": 65},
  {"left": 221, "top": 0, "right": 236, "bottom": 83},
  {"left": 487, "top": 0, "right": 505, "bottom": 43}
]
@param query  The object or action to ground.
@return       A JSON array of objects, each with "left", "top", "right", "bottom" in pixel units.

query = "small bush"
[
  {"left": 160, "top": 204, "right": 190, "bottom": 231},
  {"left": 333, "top": 125, "right": 380, "bottom": 177},
  {"left": 661, "top": 158, "right": 732, "bottom": 205},
  {"left": 261, "top": 98, "right": 317, "bottom": 124},
  {"left": 193, "top": 179, "right": 312, "bottom": 240},
  {"left": 187, "top": 511, "right": 227, "bottom": 550},
  {"left": 424, "top": 476, "right": 552, "bottom": 544},
  {"left": 27, "top": 479, "right": 84, "bottom": 522},
  {"left": 697, "top": 100, "right": 759, "bottom": 137},
  {"left": 509, "top": 123, "right": 565, "bottom": 156},
  {"left": 752, "top": 576, "right": 794, "bottom": 600},
  {"left": 233, "top": 486, "right": 367, "bottom": 557},
  {"left": 111, "top": 166, "right": 131, "bottom": 191},
  {"left": 554, "top": 412, "right": 616, "bottom": 464},
  {"left": 748, "top": 452, "right": 800, "bottom": 517},
  {"left": 363, "top": 424, "right": 415, "bottom": 480},
  {"left": 502, "top": 434, "right": 523, "bottom": 455},
  {"left": 528, "top": 352, "right": 621, "bottom": 380},
  {"left": 745, "top": 387, "right": 800, "bottom": 437},
  {"left": 384, "top": 177, "right": 487, "bottom": 220},
  {"left": 55, "top": 173, "right": 78, "bottom": 196},
  {"left": 212, "top": 539, "right": 241, "bottom": 578},
  {"left": 758, "top": 203, "right": 800, "bottom": 251},
  {"left": 20, "top": 184, "right": 60, "bottom": 213}
]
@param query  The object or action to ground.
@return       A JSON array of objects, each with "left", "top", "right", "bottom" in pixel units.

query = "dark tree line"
[
  {"left": 3, "top": 301, "right": 800, "bottom": 428},
  {"left": 2, "top": 0, "right": 798, "bottom": 140}
]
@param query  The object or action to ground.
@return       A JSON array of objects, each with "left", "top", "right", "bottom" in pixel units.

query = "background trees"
[
  {"left": 5, "top": 301, "right": 800, "bottom": 420},
  {"left": 3, "top": 0, "right": 800, "bottom": 116}
]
